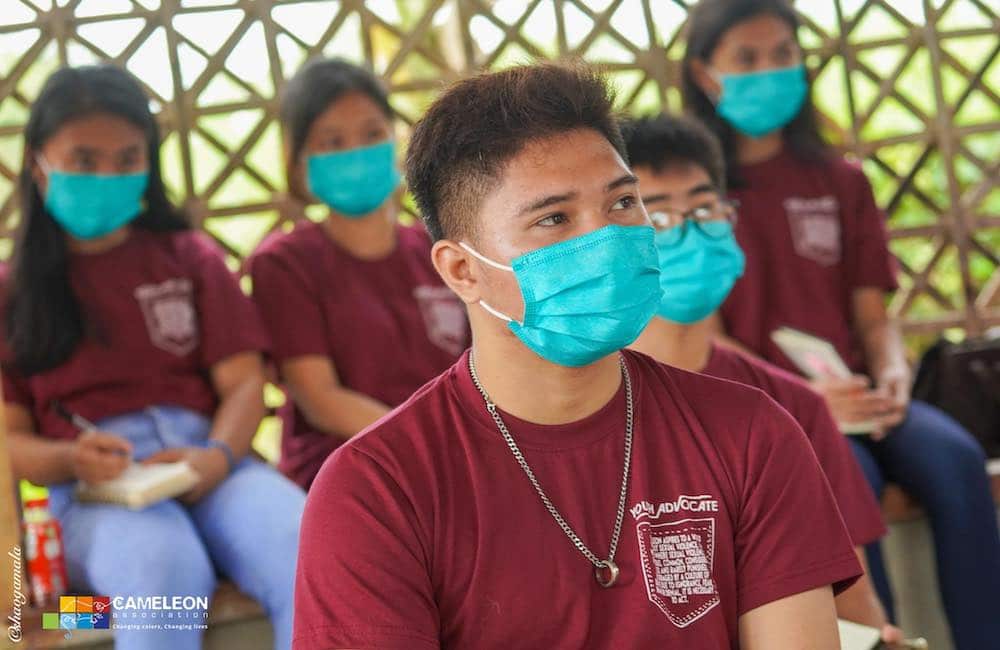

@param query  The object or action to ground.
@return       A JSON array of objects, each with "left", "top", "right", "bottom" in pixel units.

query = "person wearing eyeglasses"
[
  {"left": 681, "top": 2, "right": 1000, "bottom": 647},
  {"left": 624, "top": 113, "right": 903, "bottom": 644}
]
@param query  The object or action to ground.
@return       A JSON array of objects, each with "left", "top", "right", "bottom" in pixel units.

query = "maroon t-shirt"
[
  {"left": 0, "top": 229, "right": 268, "bottom": 440},
  {"left": 720, "top": 148, "right": 898, "bottom": 374},
  {"left": 295, "top": 349, "right": 861, "bottom": 649},
  {"left": 248, "top": 221, "right": 468, "bottom": 488},
  {"left": 703, "top": 344, "right": 886, "bottom": 546}
]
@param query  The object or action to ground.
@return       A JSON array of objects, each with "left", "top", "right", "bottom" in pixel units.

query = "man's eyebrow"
[
  {"left": 515, "top": 191, "right": 578, "bottom": 217},
  {"left": 687, "top": 183, "right": 717, "bottom": 196},
  {"left": 515, "top": 174, "right": 638, "bottom": 217},
  {"left": 641, "top": 193, "right": 670, "bottom": 204},
  {"left": 607, "top": 173, "right": 638, "bottom": 192}
]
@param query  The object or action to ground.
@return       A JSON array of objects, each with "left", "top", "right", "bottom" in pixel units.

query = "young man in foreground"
[
  {"left": 294, "top": 63, "right": 860, "bottom": 649},
  {"left": 624, "top": 113, "right": 902, "bottom": 644}
]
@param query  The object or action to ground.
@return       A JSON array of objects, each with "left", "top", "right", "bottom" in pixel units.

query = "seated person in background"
[
  {"left": 248, "top": 58, "right": 469, "bottom": 490},
  {"left": 624, "top": 113, "right": 901, "bottom": 643},
  {"left": 683, "top": 1, "right": 1000, "bottom": 646},
  {"left": 294, "top": 61, "right": 860, "bottom": 650},
  {"left": 2, "top": 65, "right": 304, "bottom": 650}
]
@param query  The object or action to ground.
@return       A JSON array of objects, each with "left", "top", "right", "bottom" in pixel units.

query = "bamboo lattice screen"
[{"left": 0, "top": 0, "right": 997, "bottom": 341}]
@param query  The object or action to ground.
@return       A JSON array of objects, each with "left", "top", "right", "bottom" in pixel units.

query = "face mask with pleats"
[
  {"left": 39, "top": 157, "right": 149, "bottom": 240},
  {"left": 653, "top": 220, "right": 746, "bottom": 325},
  {"left": 713, "top": 64, "right": 809, "bottom": 138},
  {"left": 461, "top": 224, "right": 663, "bottom": 367},
  {"left": 306, "top": 140, "right": 401, "bottom": 217}
]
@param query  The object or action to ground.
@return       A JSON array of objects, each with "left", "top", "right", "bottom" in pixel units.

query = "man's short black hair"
[
  {"left": 622, "top": 114, "right": 726, "bottom": 193},
  {"left": 405, "top": 62, "right": 626, "bottom": 242}
]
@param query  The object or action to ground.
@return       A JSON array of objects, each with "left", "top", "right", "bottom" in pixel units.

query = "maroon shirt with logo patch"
[
  {"left": 248, "top": 221, "right": 469, "bottom": 489},
  {"left": 703, "top": 343, "right": 886, "bottom": 546},
  {"left": 720, "top": 148, "right": 898, "bottom": 374},
  {"left": 0, "top": 229, "right": 268, "bottom": 440},
  {"left": 294, "top": 349, "right": 860, "bottom": 649}
]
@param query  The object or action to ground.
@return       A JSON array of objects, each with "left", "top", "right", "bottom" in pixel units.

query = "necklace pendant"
[{"left": 595, "top": 559, "right": 620, "bottom": 588}]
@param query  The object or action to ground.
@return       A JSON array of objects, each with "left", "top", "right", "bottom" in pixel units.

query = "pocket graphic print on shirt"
[
  {"left": 784, "top": 196, "right": 841, "bottom": 266},
  {"left": 632, "top": 496, "right": 720, "bottom": 628},
  {"left": 134, "top": 278, "right": 199, "bottom": 356},
  {"left": 413, "top": 285, "right": 467, "bottom": 356}
]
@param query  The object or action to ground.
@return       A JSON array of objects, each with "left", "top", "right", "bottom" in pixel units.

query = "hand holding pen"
[{"left": 52, "top": 401, "right": 132, "bottom": 484}]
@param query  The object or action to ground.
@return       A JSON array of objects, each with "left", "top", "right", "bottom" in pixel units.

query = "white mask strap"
[
  {"left": 459, "top": 241, "right": 514, "bottom": 272},
  {"left": 35, "top": 155, "right": 52, "bottom": 175},
  {"left": 478, "top": 299, "right": 516, "bottom": 324},
  {"left": 458, "top": 243, "right": 521, "bottom": 324}
]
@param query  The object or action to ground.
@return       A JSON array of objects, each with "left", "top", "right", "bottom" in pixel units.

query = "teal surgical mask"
[
  {"left": 714, "top": 64, "right": 808, "bottom": 138},
  {"left": 461, "top": 224, "right": 663, "bottom": 367},
  {"left": 39, "top": 158, "right": 149, "bottom": 240},
  {"left": 306, "top": 140, "right": 401, "bottom": 217},
  {"left": 654, "top": 219, "right": 745, "bottom": 324}
]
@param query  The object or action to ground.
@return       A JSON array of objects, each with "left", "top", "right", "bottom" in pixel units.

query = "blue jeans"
[
  {"left": 47, "top": 406, "right": 305, "bottom": 650},
  {"left": 850, "top": 400, "right": 1000, "bottom": 650}
]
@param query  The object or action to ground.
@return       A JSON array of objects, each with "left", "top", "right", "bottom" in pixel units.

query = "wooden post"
[{"left": 0, "top": 377, "right": 25, "bottom": 635}]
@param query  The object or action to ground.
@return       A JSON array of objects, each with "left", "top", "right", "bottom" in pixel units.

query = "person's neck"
[
  {"left": 321, "top": 204, "right": 397, "bottom": 260},
  {"left": 630, "top": 316, "right": 714, "bottom": 373},
  {"left": 469, "top": 316, "right": 623, "bottom": 425},
  {"left": 736, "top": 132, "right": 783, "bottom": 165},
  {"left": 66, "top": 226, "right": 132, "bottom": 255}
]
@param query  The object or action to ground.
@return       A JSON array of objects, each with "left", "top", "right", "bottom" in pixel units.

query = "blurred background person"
[
  {"left": 248, "top": 58, "right": 469, "bottom": 490},
  {"left": 624, "top": 112, "right": 901, "bottom": 643},
  {"left": 682, "top": 1, "right": 1000, "bottom": 647},
  {"left": 2, "top": 64, "right": 304, "bottom": 650}
]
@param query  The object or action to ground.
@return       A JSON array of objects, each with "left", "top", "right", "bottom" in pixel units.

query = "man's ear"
[
  {"left": 431, "top": 239, "right": 481, "bottom": 305},
  {"left": 689, "top": 58, "right": 721, "bottom": 101}
]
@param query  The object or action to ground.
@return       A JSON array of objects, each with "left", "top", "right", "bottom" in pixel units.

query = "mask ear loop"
[
  {"left": 458, "top": 242, "right": 521, "bottom": 325},
  {"left": 35, "top": 154, "right": 52, "bottom": 175},
  {"left": 459, "top": 241, "right": 514, "bottom": 271},
  {"left": 705, "top": 67, "right": 724, "bottom": 105}
]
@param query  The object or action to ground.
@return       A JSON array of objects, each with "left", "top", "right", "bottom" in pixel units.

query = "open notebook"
[
  {"left": 770, "top": 327, "right": 879, "bottom": 435},
  {"left": 76, "top": 461, "right": 199, "bottom": 510},
  {"left": 838, "top": 619, "right": 881, "bottom": 650}
]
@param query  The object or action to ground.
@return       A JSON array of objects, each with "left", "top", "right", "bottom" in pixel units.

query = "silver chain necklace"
[{"left": 467, "top": 353, "right": 634, "bottom": 588}]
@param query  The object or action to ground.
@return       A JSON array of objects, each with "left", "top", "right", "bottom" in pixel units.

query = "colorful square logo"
[{"left": 42, "top": 595, "right": 111, "bottom": 633}]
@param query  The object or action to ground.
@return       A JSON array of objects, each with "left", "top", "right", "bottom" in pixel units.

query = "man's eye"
[
  {"left": 536, "top": 213, "right": 568, "bottom": 227},
  {"left": 612, "top": 195, "right": 636, "bottom": 210}
]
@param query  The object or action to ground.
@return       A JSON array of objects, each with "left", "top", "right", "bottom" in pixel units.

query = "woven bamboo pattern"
[{"left": 0, "top": 0, "right": 997, "bottom": 338}]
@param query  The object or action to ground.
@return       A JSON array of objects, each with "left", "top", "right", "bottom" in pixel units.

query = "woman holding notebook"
[
  {"left": 681, "top": 1, "right": 1000, "bottom": 648},
  {"left": 1, "top": 65, "right": 304, "bottom": 650}
]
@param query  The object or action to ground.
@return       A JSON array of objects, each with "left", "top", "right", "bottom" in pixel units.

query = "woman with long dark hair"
[
  {"left": 2, "top": 64, "right": 303, "bottom": 650},
  {"left": 247, "top": 58, "right": 469, "bottom": 490},
  {"left": 682, "top": 1, "right": 1000, "bottom": 647}
]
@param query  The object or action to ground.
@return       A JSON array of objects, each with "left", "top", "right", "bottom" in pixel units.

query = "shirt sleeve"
[
  {"left": 247, "top": 248, "right": 330, "bottom": 364},
  {"left": 190, "top": 235, "right": 269, "bottom": 368},
  {"left": 794, "top": 388, "right": 887, "bottom": 546},
  {"left": 294, "top": 445, "right": 440, "bottom": 650},
  {"left": 1, "top": 363, "right": 33, "bottom": 409},
  {"left": 844, "top": 164, "right": 899, "bottom": 292},
  {"left": 735, "top": 392, "right": 862, "bottom": 616}
]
